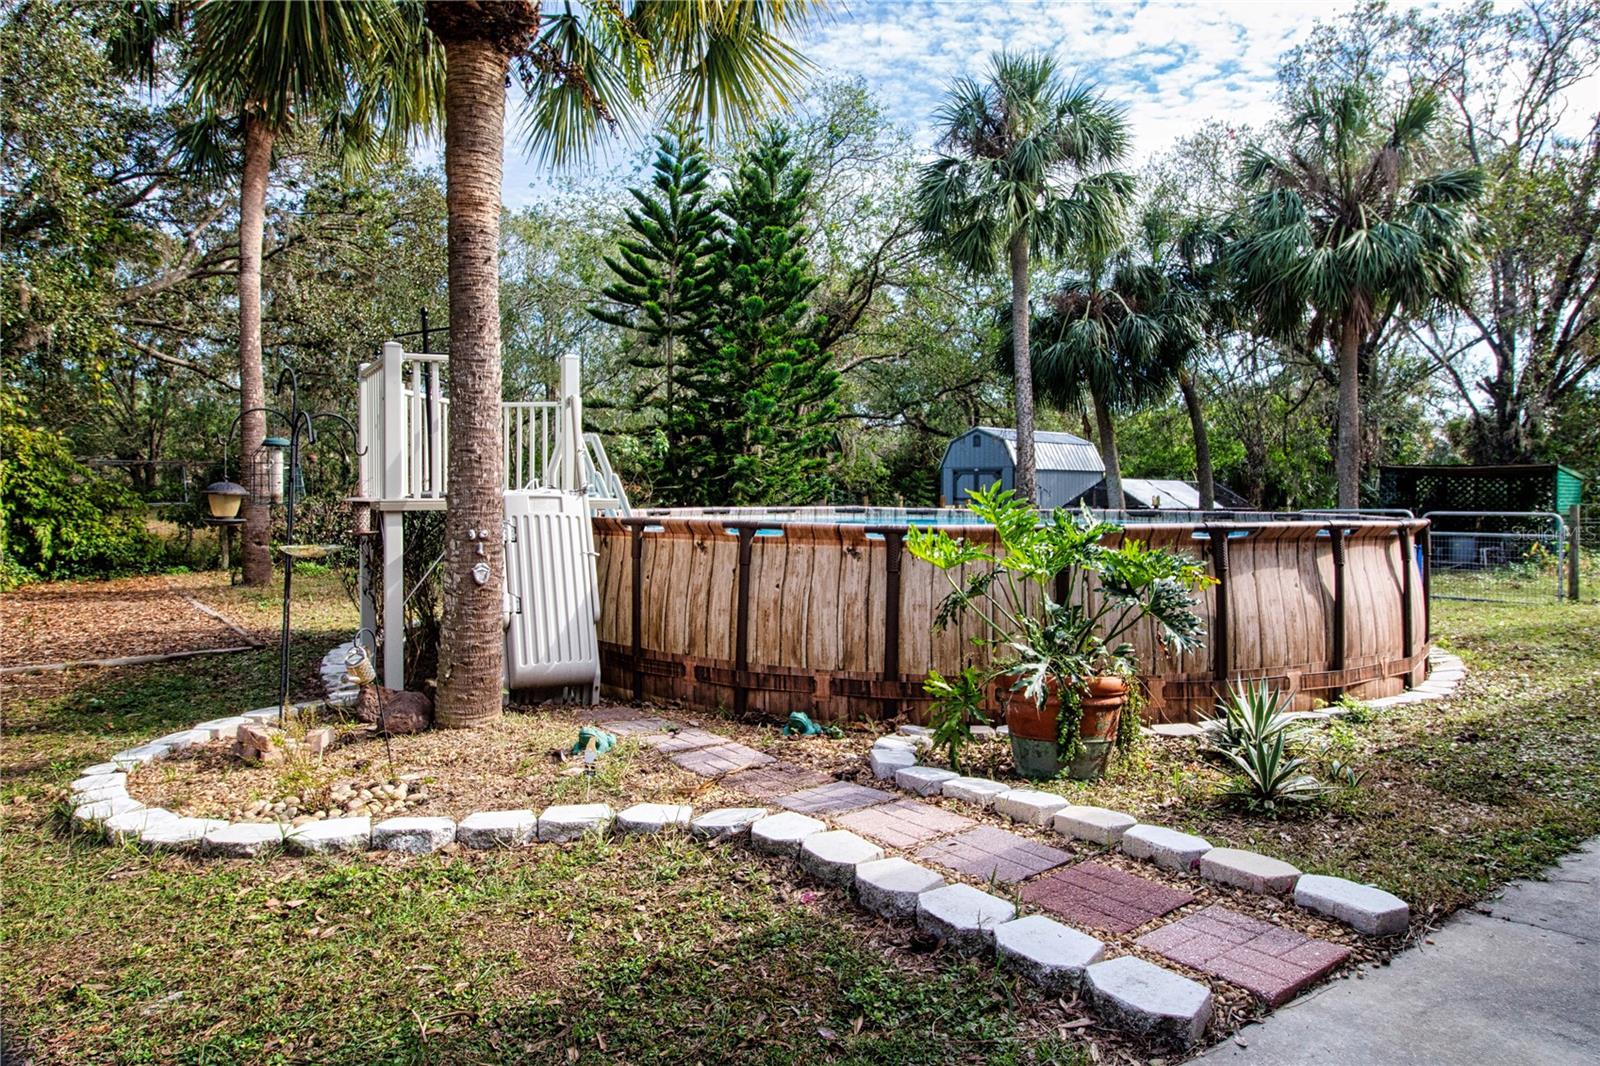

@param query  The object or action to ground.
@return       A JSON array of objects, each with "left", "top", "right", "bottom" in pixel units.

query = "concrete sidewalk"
[{"left": 1199, "top": 839, "right": 1599, "bottom": 1065}]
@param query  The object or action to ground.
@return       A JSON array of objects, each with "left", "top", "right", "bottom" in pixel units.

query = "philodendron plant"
[{"left": 905, "top": 483, "right": 1212, "bottom": 761}]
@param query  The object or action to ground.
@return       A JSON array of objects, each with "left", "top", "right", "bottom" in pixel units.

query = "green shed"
[{"left": 1377, "top": 463, "right": 1585, "bottom": 516}]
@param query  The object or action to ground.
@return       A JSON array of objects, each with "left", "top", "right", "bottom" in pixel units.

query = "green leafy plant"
[
  {"left": 1200, "top": 681, "right": 1297, "bottom": 754},
  {"left": 906, "top": 482, "right": 1211, "bottom": 764},
  {"left": 1218, "top": 732, "right": 1331, "bottom": 813},
  {"left": 923, "top": 666, "right": 989, "bottom": 774}
]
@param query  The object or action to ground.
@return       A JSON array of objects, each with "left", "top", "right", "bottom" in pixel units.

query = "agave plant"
[
  {"left": 1200, "top": 681, "right": 1299, "bottom": 755},
  {"left": 1218, "top": 732, "right": 1330, "bottom": 813}
]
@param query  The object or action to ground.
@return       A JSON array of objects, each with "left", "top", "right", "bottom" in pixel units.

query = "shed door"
[{"left": 952, "top": 469, "right": 1003, "bottom": 503}]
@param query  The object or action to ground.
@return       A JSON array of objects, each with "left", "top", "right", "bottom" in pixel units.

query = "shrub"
[
  {"left": 1203, "top": 681, "right": 1331, "bottom": 813},
  {"left": 923, "top": 665, "right": 990, "bottom": 773},
  {"left": 0, "top": 404, "right": 163, "bottom": 582}
]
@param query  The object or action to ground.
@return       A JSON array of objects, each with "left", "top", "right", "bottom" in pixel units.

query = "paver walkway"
[
  {"left": 916, "top": 825, "right": 1073, "bottom": 883},
  {"left": 1021, "top": 860, "right": 1194, "bottom": 933},
  {"left": 1137, "top": 904, "right": 1349, "bottom": 1006},
  {"left": 1200, "top": 838, "right": 1600, "bottom": 1065}
]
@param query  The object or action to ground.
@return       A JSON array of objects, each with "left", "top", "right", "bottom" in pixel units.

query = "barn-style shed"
[{"left": 938, "top": 426, "right": 1105, "bottom": 509}]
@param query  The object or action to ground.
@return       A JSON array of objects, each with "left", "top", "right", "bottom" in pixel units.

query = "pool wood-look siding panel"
[{"left": 593, "top": 517, "right": 1431, "bottom": 723}]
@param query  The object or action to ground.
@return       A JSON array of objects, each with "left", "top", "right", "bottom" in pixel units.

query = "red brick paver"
[
  {"left": 776, "top": 781, "right": 894, "bottom": 815},
  {"left": 669, "top": 741, "right": 775, "bottom": 777},
  {"left": 722, "top": 762, "right": 832, "bottom": 798},
  {"left": 1137, "top": 904, "right": 1352, "bottom": 1006},
  {"left": 836, "top": 799, "right": 976, "bottom": 849},
  {"left": 644, "top": 728, "right": 727, "bottom": 753},
  {"left": 596, "top": 717, "right": 685, "bottom": 736},
  {"left": 915, "top": 825, "right": 1073, "bottom": 884},
  {"left": 1019, "top": 860, "right": 1194, "bottom": 934}
]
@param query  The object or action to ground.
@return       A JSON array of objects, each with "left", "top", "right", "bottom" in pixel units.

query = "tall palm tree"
[
  {"left": 1228, "top": 81, "right": 1482, "bottom": 506},
  {"left": 423, "top": 0, "right": 823, "bottom": 728},
  {"left": 1024, "top": 261, "right": 1201, "bottom": 509},
  {"left": 914, "top": 52, "right": 1132, "bottom": 504},
  {"left": 113, "top": 1, "right": 443, "bottom": 585}
]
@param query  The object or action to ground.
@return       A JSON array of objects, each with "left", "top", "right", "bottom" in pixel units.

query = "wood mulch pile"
[{"left": 0, "top": 575, "right": 257, "bottom": 669}]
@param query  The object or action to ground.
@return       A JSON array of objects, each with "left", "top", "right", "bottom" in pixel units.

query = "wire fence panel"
[
  {"left": 1424, "top": 511, "right": 1568, "bottom": 604},
  {"left": 1580, "top": 511, "right": 1599, "bottom": 604}
]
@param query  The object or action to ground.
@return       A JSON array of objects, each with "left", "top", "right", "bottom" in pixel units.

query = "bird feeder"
[
  {"left": 257, "top": 435, "right": 290, "bottom": 503},
  {"left": 203, "top": 480, "right": 250, "bottom": 524}
]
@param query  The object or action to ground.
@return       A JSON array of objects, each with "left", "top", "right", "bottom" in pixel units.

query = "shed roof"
[
  {"left": 1121, "top": 479, "right": 1202, "bottom": 509},
  {"left": 972, "top": 427, "right": 1105, "bottom": 474}
]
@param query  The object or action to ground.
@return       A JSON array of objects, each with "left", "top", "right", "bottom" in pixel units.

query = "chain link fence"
[{"left": 1424, "top": 510, "right": 1572, "bottom": 604}]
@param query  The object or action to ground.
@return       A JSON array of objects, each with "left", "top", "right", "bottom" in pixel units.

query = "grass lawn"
[{"left": 2, "top": 571, "right": 1597, "bottom": 1064}]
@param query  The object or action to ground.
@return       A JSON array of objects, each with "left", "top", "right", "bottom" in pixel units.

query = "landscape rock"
[
  {"left": 870, "top": 747, "right": 918, "bottom": 779},
  {"left": 916, "top": 882, "right": 1016, "bottom": 951},
  {"left": 79, "top": 762, "right": 119, "bottom": 777},
  {"left": 1199, "top": 847, "right": 1301, "bottom": 894},
  {"left": 1084, "top": 955, "right": 1212, "bottom": 1049},
  {"left": 993, "top": 789, "right": 1070, "bottom": 826},
  {"left": 894, "top": 765, "right": 959, "bottom": 796},
  {"left": 202, "top": 822, "right": 287, "bottom": 858},
  {"left": 111, "top": 743, "right": 171, "bottom": 769},
  {"left": 689, "top": 807, "right": 768, "bottom": 842},
  {"left": 897, "top": 725, "right": 933, "bottom": 737},
  {"left": 154, "top": 729, "right": 212, "bottom": 752},
  {"left": 798, "top": 830, "right": 883, "bottom": 888},
  {"left": 286, "top": 817, "right": 372, "bottom": 854},
  {"left": 140, "top": 817, "right": 228, "bottom": 850},
  {"left": 749, "top": 812, "right": 827, "bottom": 857},
  {"left": 73, "top": 797, "right": 143, "bottom": 825},
  {"left": 456, "top": 809, "right": 538, "bottom": 848},
  {"left": 940, "top": 777, "right": 1011, "bottom": 808},
  {"left": 191, "top": 716, "right": 251, "bottom": 741},
  {"left": 1294, "top": 874, "right": 1409, "bottom": 936},
  {"left": 871, "top": 736, "right": 918, "bottom": 752},
  {"left": 616, "top": 803, "right": 693, "bottom": 835},
  {"left": 854, "top": 857, "right": 944, "bottom": 920},
  {"left": 71, "top": 783, "right": 128, "bottom": 806},
  {"left": 302, "top": 727, "right": 337, "bottom": 756},
  {"left": 71, "top": 773, "right": 127, "bottom": 793},
  {"left": 536, "top": 804, "right": 612, "bottom": 842},
  {"left": 1052, "top": 805, "right": 1137, "bottom": 846},
  {"left": 103, "top": 807, "right": 178, "bottom": 844},
  {"left": 1120, "top": 824, "right": 1212, "bottom": 872},
  {"left": 373, "top": 816, "right": 457, "bottom": 853},
  {"left": 995, "top": 914, "right": 1106, "bottom": 992}
]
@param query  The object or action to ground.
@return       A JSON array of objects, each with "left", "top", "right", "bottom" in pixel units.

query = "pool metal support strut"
[
  {"left": 630, "top": 523, "right": 644, "bottom": 702},
  {"left": 1399, "top": 526, "right": 1415, "bottom": 664},
  {"left": 1209, "top": 528, "right": 1230, "bottom": 685},
  {"left": 733, "top": 526, "right": 755, "bottom": 716},
  {"left": 882, "top": 529, "right": 904, "bottom": 720},
  {"left": 1330, "top": 524, "right": 1347, "bottom": 699}
]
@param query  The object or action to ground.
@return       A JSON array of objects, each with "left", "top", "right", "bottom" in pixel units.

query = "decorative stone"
[
  {"left": 73, "top": 797, "right": 143, "bottom": 824},
  {"left": 872, "top": 735, "right": 918, "bottom": 752},
  {"left": 916, "top": 883, "right": 1016, "bottom": 951},
  {"left": 536, "top": 804, "right": 611, "bottom": 842},
  {"left": 893, "top": 765, "right": 959, "bottom": 796},
  {"left": 870, "top": 747, "right": 918, "bottom": 779},
  {"left": 689, "top": 807, "right": 768, "bottom": 842},
  {"left": 1120, "top": 824, "right": 1212, "bottom": 872},
  {"left": 1199, "top": 847, "right": 1301, "bottom": 894},
  {"left": 71, "top": 773, "right": 126, "bottom": 792},
  {"left": 302, "top": 727, "right": 336, "bottom": 756},
  {"left": 103, "top": 807, "right": 178, "bottom": 844},
  {"left": 286, "top": 817, "right": 372, "bottom": 854},
  {"left": 993, "top": 789, "right": 1070, "bottom": 826},
  {"left": 373, "top": 816, "right": 456, "bottom": 853},
  {"left": 897, "top": 725, "right": 933, "bottom": 737},
  {"left": 79, "top": 762, "right": 119, "bottom": 777},
  {"left": 154, "top": 728, "right": 212, "bottom": 751},
  {"left": 854, "top": 857, "right": 944, "bottom": 919},
  {"left": 940, "top": 777, "right": 1011, "bottom": 808},
  {"left": 191, "top": 716, "right": 251, "bottom": 741},
  {"left": 111, "top": 743, "right": 171, "bottom": 769},
  {"left": 242, "top": 706, "right": 286, "bottom": 723},
  {"left": 202, "top": 822, "right": 287, "bottom": 858},
  {"left": 798, "top": 830, "right": 883, "bottom": 888},
  {"left": 1294, "top": 874, "right": 1409, "bottom": 936},
  {"left": 995, "top": 914, "right": 1106, "bottom": 992},
  {"left": 1084, "top": 955, "right": 1213, "bottom": 1049},
  {"left": 969, "top": 725, "right": 998, "bottom": 740},
  {"left": 456, "top": 809, "right": 537, "bottom": 848},
  {"left": 1052, "top": 805, "right": 1138, "bottom": 846},
  {"left": 1149, "top": 722, "right": 1207, "bottom": 738},
  {"left": 140, "top": 817, "right": 227, "bottom": 850},
  {"left": 749, "top": 812, "right": 827, "bottom": 857},
  {"left": 616, "top": 803, "right": 693, "bottom": 835},
  {"left": 72, "top": 783, "right": 129, "bottom": 806}
]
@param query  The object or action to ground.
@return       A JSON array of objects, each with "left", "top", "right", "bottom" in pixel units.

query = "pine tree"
[
  {"left": 589, "top": 129, "right": 719, "bottom": 485},
  {"left": 673, "top": 128, "right": 840, "bottom": 505}
]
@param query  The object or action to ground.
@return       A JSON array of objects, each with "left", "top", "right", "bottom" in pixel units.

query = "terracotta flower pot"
[{"left": 996, "top": 676, "right": 1129, "bottom": 780}]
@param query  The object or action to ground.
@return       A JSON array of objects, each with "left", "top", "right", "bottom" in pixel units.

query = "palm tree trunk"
[
  {"left": 1178, "top": 368, "right": 1214, "bottom": 510},
  {"left": 1092, "top": 391, "right": 1125, "bottom": 511},
  {"left": 1335, "top": 314, "right": 1362, "bottom": 507},
  {"left": 1007, "top": 230, "right": 1037, "bottom": 505},
  {"left": 238, "top": 113, "right": 274, "bottom": 586},
  {"left": 434, "top": 34, "right": 509, "bottom": 729}
]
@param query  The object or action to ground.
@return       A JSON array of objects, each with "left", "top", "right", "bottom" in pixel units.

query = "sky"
[{"left": 496, "top": 0, "right": 1371, "bottom": 206}]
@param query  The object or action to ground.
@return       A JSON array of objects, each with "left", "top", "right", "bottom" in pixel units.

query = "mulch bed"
[{"left": 0, "top": 575, "right": 255, "bottom": 668}]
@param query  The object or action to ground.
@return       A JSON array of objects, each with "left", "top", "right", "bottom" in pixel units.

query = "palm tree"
[
  {"left": 1024, "top": 261, "right": 1201, "bottom": 509},
  {"left": 423, "top": 0, "right": 823, "bottom": 728},
  {"left": 1228, "top": 81, "right": 1482, "bottom": 506},
  {"left": 113, "top": 1, "right": 443, "bottom": 585},
  {"left": 914, "top": 52, "right": 1133, "bottom": 504}
]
